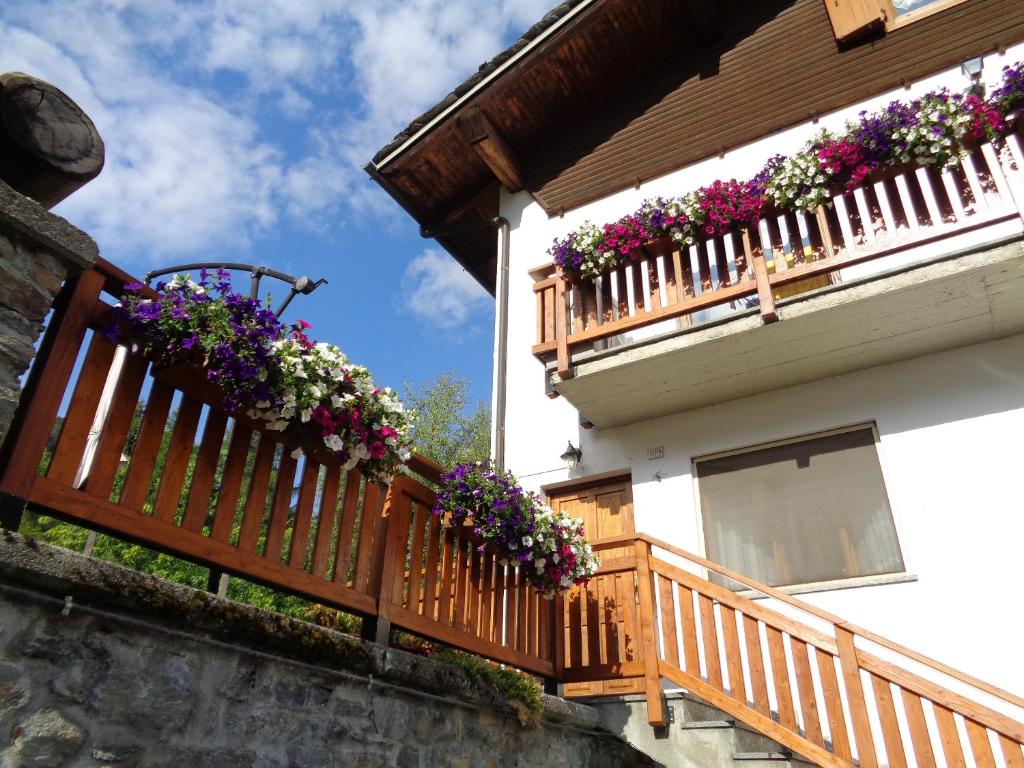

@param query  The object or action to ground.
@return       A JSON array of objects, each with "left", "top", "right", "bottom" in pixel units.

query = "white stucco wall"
[{"left": 494, "top": 45, "right": 1024, "bottom": 698}]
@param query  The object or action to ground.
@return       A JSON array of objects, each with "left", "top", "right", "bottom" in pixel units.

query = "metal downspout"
[{"left": 419, "top": 216, "right": 510, "bottom": 472}]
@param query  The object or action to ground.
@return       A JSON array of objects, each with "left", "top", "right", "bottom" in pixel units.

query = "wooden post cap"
[{"left": 0, "top": 71, "right": 105, "bottom": 209}]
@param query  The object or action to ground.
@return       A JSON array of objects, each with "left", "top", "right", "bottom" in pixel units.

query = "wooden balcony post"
[
  {"left": 634, "top": 538, "right": 666, "bottom": 726},
  {"left": 365, "top": 478, "right": 407, "bottom": 647},
  {"left": 836, "top": 625, "right": 879, "bottom": 768},
  {"left": 554, "top": 268, "right": 572, "bottom": 380},
  {"left": 744, "top": 227, "right": 778, "bottom": 324}
]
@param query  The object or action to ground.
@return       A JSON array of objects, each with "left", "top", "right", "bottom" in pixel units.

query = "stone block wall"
[
  {"left": 0, "top": 533, "right": 661, "bottom": 768},
  {"left": 0, "top": 180, "right": 97, "bottom": 445}
]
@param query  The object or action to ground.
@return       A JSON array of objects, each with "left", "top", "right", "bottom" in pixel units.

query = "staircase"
[
  {"left": 562, "top": 534, "right": 1024, "bottom": 768},
  {"left": 583, "top": 691, "right": 817, "bottom": 768}
]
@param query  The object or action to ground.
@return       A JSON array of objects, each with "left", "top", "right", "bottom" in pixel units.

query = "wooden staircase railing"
[
  {"left": 533, "top": 135, "right": 1024, "bottom": 380},
  {"left": 564, "top": 533, "right": 1024, "bottom": 768}
]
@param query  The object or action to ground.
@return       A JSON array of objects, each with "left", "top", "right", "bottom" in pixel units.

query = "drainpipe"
[{"left": 420, "top": 216, "right": 511, "bottom": 472}]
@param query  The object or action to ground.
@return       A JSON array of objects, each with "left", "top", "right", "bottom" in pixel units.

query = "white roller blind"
[{"left": 697, "top": 427, "right": 904, "bottom": 589}]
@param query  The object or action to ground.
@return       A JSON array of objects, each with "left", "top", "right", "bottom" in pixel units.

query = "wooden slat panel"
[
  {"left": 151, "top": 396, "right": 203, "bottom": 524},
  {"left": 310, "top": 466, "right": 341, "bottom": 579},
  {"left": 658, "top": 575, "right": 678, "bottom": 667},
  {"left": 406, "top": 504, "right": 428, "bottom": 612},
  {"left": 235, "top": 437, "right": 275, "bottom": 552},
  {"left": 1000, "top": 735, "right": 1024, "bottom": 768},
  {"left": 493, "top": 561, "right": 507, "bottom": 646},
  {"left": 791, "top": 638, "right": 824, "bottom": 747},
  {"left": 966, "top": 719, "right": 997, "bottom": 768},
  {"left": 567, "top": 584, "right": 582, "bottom": 668},
  {"left": 744, "top": 614, "right": 771, "bottom": 718},
  {"left": 698, "top": 593, "right": 723, "bottom": 689},
  {"left": 28, "top": 474, "right": 377, "bottom": 616},
  {"left": 528, "top": 583, "right": 539, "bottom": 656},
  {"left": 767, "top": 626, "right": 797, "bottom": 731},
  {"left": 353, "top": 483, "right": 383, "bottom": 592},
  {"left": 871, "top": 673, "right": 908, "bottom": 768},
  {"left": 437, "top": 528, "right": 457, "bottom": 625},
  {"left": 0, "top": 269, "right": 105, "bottom": 499},
  {"left": 287, "top": 459, "right": 320, "bottom": 569},
  {"left": 901, "top": 689, "right": 938, "bottom": 768},
  {"left": 720, "top": 607, "right": 745, "bottom": 704},
  {"left": 453, "top": 537, "right": 470, "bottom": 632},
  {"left": 467, "top": 545, "right": 483, "bottom": 634},
  {"left": 934, "top": 704, "right": 967, "bottom": 768},
  {"left": 421, "top": 514, "right": 442, "bottom": 621},
  {"left": 479, "top": 551, "right": 494, "bottom": 640},
  {"left": 332, "top": 469, "right": 362, "bottom": 585},
  {"left": 834, "top": 627, "right": 878, "bottom": 768},
  {"left": 209, "top": 424, "right": 253, "bottom": 543},
  {"left": 47, "top": 335, "right": 117, "bottom": 486},
  {"left": 84, "top": 354, "right": 149, "bottom": 499},
  {"left": 262, "top": 451, "right": 297, "bottom": 562},
  {"left": 585, "top": 578, "right": 601, "bottom": 666},
  {"left": 180, "top": 409, "right": 228, "bottom": 532},
  {"left": 816, "top": 648, "right": 853, "bottom": 762},
  {"left": 516, "top": 566, "right": 529, "bottom": 652},
  {"left": 680, "top": 585, "right": 700, "bottom": 676},
  {"left": 635, "top": 541, "right": 665, "bottom": 726}
]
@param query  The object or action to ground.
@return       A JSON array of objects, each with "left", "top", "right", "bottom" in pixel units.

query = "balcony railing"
[
  {"left": 533, "top": 136, "right": 1024, "bottom": 380},
  {"left": 2, "top": 259, "right": 1023, "bottom": 766}
]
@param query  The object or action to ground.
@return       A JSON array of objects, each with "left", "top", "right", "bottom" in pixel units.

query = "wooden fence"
[
  {"left": 533, "top": 135, "right": 1024, "bottom": 379},
  {"left": 2, "top": 259, "right": 1023, "bottom": 765}
]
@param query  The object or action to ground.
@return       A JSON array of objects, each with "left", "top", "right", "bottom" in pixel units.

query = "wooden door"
[{"left": 547, "top": 477, "right": 644, "bottom": 697}]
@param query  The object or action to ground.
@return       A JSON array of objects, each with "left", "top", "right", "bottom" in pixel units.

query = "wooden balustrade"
[
  {"left": 3, "top": 258, "right": 1024, "bottom": 764},
  {"left": 534, "top": 137, "right": 1024, "bottom": 379},
  {"left": 556, "top": 533, "right": 1024, "bottom": 767}
]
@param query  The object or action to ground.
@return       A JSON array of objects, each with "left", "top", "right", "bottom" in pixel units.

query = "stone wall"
[
  {"left": 0, "top": 180, "right": 97, "bottom": 445},
  {"left": 0, "top": 532, "right": 660, "bottom": 768}
]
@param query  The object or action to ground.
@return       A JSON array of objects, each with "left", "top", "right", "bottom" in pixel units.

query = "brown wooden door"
[{"left": 547, "top": 477, "right": 645, "bottom": 698}]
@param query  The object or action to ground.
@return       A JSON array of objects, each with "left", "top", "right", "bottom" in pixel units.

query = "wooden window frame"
[
  {"left": 690, "top": 422, "right": 913, "bottom": 594},
  {"left": 884, "top": 0, "right": 969, "bottom": 31}
]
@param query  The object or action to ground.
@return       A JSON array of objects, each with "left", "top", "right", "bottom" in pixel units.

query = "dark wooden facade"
[{"left": 368, "top": 0, "right": 1024, "bottom": 292}]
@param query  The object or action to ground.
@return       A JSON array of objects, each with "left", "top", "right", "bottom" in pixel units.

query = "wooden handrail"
[{"left": 589, "top": 531, "right": 1024, "bottom": 712}]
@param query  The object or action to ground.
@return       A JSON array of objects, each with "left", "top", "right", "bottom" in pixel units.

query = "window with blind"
[{"left": 696, "top": 426, "right": 904, "bottom": 590}]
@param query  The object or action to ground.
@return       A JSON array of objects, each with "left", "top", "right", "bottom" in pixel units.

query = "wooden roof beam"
[{"left": 457, "top": 106, "right": 525, "bottom": 193}]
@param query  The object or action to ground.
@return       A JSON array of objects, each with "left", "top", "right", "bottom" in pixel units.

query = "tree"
[{"left": 402, "top": 371, "right": 491, "bottom": 469}]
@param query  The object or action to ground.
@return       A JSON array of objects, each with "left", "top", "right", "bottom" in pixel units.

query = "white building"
[{"left": 369, "top": 0, "right": 1024, "bottom": 710}]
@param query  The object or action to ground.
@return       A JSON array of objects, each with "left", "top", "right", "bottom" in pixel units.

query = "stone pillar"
[{"left": 0, "top": 179, "right": 97, "bottom": 445}]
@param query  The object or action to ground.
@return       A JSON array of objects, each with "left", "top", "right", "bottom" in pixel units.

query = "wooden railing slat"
[
  {"left": 262, "top": 451, "right": 297, "bottom": 562},
  {"left": 181, "top": 408, "right": 228, "bottom": 532},
  {"left": 235, "top": 436, "right": 275, "bottom": 552},
  {"left": 437, "top": 528, "right": 457, "bottom": 626},
  {"left": 421, "top": 514, "right": 442, "bottom": 622},
  {"left": 836, "top": 627, "right": 878, "bottom": 768},
  {"left": 934, "top": 704, "right": 968, "bottom": 768},
  {"left": 790, "top": 638, "right": 825, "bottom": 748},
  {"left": 657, "top": 575, "right": 679, "bottom": 668},
  {"left": 766, "top": 626, "right": 797, "bottom": 731},
  {"left": 699, "top": 593, "right": 724, "bottom": 690},
  {"left": 817, "top": 648, "right": 853, "bottom": 762},
  {"left": 209, "top": 424, "right": 252, "bottom": 543},
  {"left": 353, "top": 483, "right": 383, "bottom": 593},
  {"left": 332, "top": 469, "right": 362, "bottom": 585},
  {"left": 310, "top": 465, "right": 341, "bottom": 579},
  {"left": 1001, "top": 735, "right": 1024, "bottom": 768},
  {"left": 680, "top": 585, "right": 700, "bottom": 676},
  {"left": 287, "top": 459, "right": 320, "bottom": 569},
  {"left": 634, "top": 539, "right": 665, "bottom": 726},
  {"left": 152, "top": 395, "right": 203, "bottom": 524},
  {"left": 406, "top": 504, "right": 428, "bottom": 612},
  {"left": 870, "top": 673, "right": 908, "bottom": 768},
  {"left": 900, "top": 689, "right": 938, "bottom": 768},
  {"left": 720, "top": 606, "right": 746, "bottom": 704},
  {"left": 82, "top": 352, "right": 149, "bottom": 499},
  {"left": 48, "top": 334, "right": 117, "bottom": 486},
  {"left": 966, "top": 719, "right": 997, "bottom": 768},
  {"left": 743, "top": 613, "right": 771, "bottom": 718}
]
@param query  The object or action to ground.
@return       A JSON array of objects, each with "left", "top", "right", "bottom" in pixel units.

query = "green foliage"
[
  {"left": 402, "top": 371, "right": 490, "bottom": 470},
  {"left": 391, "top": 633, "right": 543, "bottom": 726}
]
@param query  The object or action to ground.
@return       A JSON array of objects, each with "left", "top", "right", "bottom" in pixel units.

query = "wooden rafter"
[{"left": 457, "top": 106, "right": 525, "bottom": 192}]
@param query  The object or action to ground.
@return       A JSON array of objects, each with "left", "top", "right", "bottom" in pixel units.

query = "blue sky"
[{"left": 0, "top": 0, "right": 552, "bottom": 407}]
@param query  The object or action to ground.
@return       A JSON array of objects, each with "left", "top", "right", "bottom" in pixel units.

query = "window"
[
  {"left": 695, "top": 426, "right": 904, "bottom": 590},
  {"left": 822, "top": 0, "right": 967, "bottom": 43}
]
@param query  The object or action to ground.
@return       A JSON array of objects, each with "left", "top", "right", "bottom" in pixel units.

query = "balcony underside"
[{"left": 549, "top": 236, "right": 1024, "bottom": 428}]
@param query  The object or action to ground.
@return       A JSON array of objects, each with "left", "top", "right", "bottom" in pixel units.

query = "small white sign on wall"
[{"left": 647, "top": 446, "right": 665, "bottom": 461}]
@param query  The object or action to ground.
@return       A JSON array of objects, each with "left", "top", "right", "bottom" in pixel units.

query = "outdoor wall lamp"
[
  {"left": 560, "top": 441, "right": 583, "bottom": 470},
  {"left": 962, "top": 56, "right": 985, "bottom": 96}
]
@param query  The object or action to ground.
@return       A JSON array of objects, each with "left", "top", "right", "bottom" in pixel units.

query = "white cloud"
[
  {"left": 0, "top": 0, "right": 551, "bottom": 262},
  {"left": 401, "top": 249, "right": 490, "bottom": 329}
]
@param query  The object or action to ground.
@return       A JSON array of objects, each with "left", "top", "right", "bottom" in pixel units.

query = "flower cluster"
[
  {"left": 108, "top": 271, "right": 414, "bottom": 484},
  {"left": 433, "top": 462, "right": 599, "bottom": 597},
  {"left": 548, "top": 62, "right": 1024, "bottom": 280}
]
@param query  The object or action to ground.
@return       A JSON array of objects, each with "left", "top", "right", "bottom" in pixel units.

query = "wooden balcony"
[{"left": 532, "top": 139, "right": 1024, "bottom": 427}]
